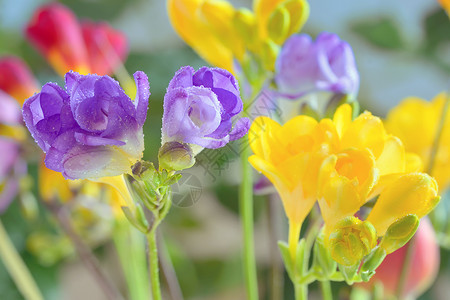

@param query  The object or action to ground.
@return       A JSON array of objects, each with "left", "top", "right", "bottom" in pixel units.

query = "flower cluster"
[
  {"left": 168, "top": 0, "right": 309, "bottom": 71},
  {"left": 249, "top": 104, "right": 439, "bottom": 265}
]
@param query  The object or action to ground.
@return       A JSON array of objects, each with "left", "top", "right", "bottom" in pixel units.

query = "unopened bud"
[
  {"left": 380, "top": 214, "right": 419, "bottom": 254},
  {"left": 158, "top": 142, "right": 195, "bottom": 171},
  {"left": 260, "top": 39, "right": 279, "bottom": 71},
  {"left": 328, "top": 217, "right": 377, "bottom": 266}
]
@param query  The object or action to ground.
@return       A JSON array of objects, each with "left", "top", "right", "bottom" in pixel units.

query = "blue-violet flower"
[
  {"left": 162, "top": 66, "right": 249, "bottom": 150},
  {"left": 23, "top": 71, "right": 150, "bottom": 180},
  {"left": 275, "top": 32, "right": 359, "bottom": 99}
]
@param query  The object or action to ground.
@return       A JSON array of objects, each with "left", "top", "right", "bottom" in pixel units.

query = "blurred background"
[{"left": 0, "top": 0, "right": 449, "bottom": 299}]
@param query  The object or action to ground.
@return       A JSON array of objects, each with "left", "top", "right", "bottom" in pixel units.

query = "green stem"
[
  {"left": 294, "top": 282, "right": 307, "bottom": 300},
  {"left": 320, "top": 280, "right": 333, "bottom": 300},
  {"left": 114, "top": 220, "right": 151, "bottom": 300},
  {"left": 0, "top": 219, "right": 43, "bottom": 300},
  {"left": 147, "top": 229, "right": 162, "bottom": 300},
  {"left": 239, "top": 144, "right": 259, "bottom": 300}
]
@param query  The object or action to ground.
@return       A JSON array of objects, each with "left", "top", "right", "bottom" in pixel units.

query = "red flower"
[
  {"left": 25, "top": 3, "right": 128, "bottom": 76},
  {"left": 0, "top": 56, "right": 39, "bottom": 105},
  {"left": 81, "top": 21, "right": 128, "bottom": 75}
]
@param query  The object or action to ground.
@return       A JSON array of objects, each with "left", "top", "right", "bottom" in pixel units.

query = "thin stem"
[
  {"left": 267, "top": 195, "right": 283, "bottom": 300},
  {"left": 147, "top": 229, "right": 162, "bottom": 300},
  {"left": 158, "top": 234, "right": 183, "bottom": 300},
  {"left": 395, "top": 237, "right": 415, "bottom": 299},
  {"left": 239, "top": 143, "right": 259, "bottom": 300},
  {"left": 0, "top": 219, "right": 43, "bottom": 300},
  {"left": 288, "top": 221, "right": 301, "bottom": 262},
  {"left": 320, "top": 280, "right": 333, "bottom": 300},
  {"left": 113, "top": 220, "right": 151, "bottom": 300},
  {"left": 44, "top": 202, "right": 124, "bottom": 300}
]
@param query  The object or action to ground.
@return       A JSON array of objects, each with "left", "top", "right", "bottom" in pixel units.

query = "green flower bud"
[
  {"left": 360, "top": 246, "right": 387, "bottom": 281},
  {"left": 379, "top": 214, "right": 419, "bottom": 254},
  {"left": 158, "top": 142, "right": 195, "bottom": 171},
  {"left": 328, "top": 217, "right": 377, "bottom": 266}
]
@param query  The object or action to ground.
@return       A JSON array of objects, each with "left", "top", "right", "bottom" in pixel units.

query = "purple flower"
[
  {"left": 275, "top": 32, "right": 359, "bottom": 99},
  {"left": 162, "top": 66, "right": 249, "bottom": 150},
  {"left": 23, "top": 71, "right": 150, "bottom": 180}
]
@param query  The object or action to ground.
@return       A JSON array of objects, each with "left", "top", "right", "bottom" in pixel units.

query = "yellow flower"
[
  {"left": 249, "top": 103, "right": 439, "bottom": 264},
  {"left": 385, "top": 93, "right": 450, "bottom": 191},
  {"left": 167, "top": 0, "right": 310, "bottom": 72}
]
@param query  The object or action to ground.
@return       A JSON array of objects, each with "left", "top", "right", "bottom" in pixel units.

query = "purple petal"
[
  {"left": 167, "top": 66, "right": 195, "bottom": 90},
  {"left": 228, "top": 117, "right": 250, "bottom": 141},
  {"left": 74, "top": 132, "right": 126, "bottom": 146},
  {"left": 133, "top": 71, "right": 150, "bottom": 126}
]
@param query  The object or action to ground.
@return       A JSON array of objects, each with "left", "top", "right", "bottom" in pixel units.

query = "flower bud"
[
  {"left": 158, "top": 142, "right": 195, "bottom": 171},
  {"left": 379, "top": 214, "right": 419, "bottom": 254},
  {"left": 260, "top": 39, "right": 279, "bottom": 71},
  {"left": 327, "top": 216, "right": 377, "bottom": 266}
]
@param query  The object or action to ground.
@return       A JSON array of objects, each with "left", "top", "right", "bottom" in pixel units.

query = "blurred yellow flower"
[
  {"left": 438, "top": 0, "right": 450, "bottom": 15},
  {"left": 167, "top": 0, "right": 309, "bottom": 72},
  {"left": 385, "top": 93, "right": 450, "bottom": 191}
]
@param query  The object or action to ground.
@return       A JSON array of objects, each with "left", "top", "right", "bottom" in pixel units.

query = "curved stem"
[
  {"left": 320, "top": 280, "right": 333, "bottom": 300},
  {"left": 147, "top": 229, "right": 162, "bottom": 300},
  {"left": 239, "top": 144, "right": 259, "bottom": 300},
  {"left": 0, "top": 219, "right": 43, "bottom": 300}
]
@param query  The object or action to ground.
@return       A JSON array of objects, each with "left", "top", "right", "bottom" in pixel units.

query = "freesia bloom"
[
  {"left": 26, "top": 3, "right": 128, "bottom": 76},
  {"left": 23, "top": 71, "right": 150, "bottom": 180},
  {"left": 167, "top": 0, "right": 309, "bottom": 72},
  {"left": 275, "top": 32, "right": 359, "bottom": 99},
  {"left": 0, "top": 56, "right": 39, "bottom": 104},
  {"left": 249, "top": 104, "right": 439, "bottom": 263},
  {"left": 385, "top": 92, "right": 450, "bottom": 191},
  {"left": 162, "top": 66, "right": 249, "bottom": 150}
]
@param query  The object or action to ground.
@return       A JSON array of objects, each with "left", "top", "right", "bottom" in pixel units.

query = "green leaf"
[
  {"left": 423, "top": 8, "right": 450, "bottom": 52},
  {"left": 351, "top": 18, "right": 404, "bottom": 50}
]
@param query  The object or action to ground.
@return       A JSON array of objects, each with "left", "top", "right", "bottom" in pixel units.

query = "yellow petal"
[
  {"left": 39, "top": 163, "right": 73, "bottom": 202},
  {"left": 376, "top": 135, "right": 405, "bottom": 175},
  {"left": 167, "top": 0, "right": 234, "bottom": 71},
  {"left": 248, "top": 116, "right": 281, "bottom": 158},
  {"left": 367, "top": 173, "right": 440, "bottom": 236},
  {"left": 253, "top": 0, "right": 286, "bottom": 38},
  {"left": 340, "top": 110, "right": 387, "bottom": 158},
  {"left": 333, "top": 103, "right": 353, "bottom": 138}
]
